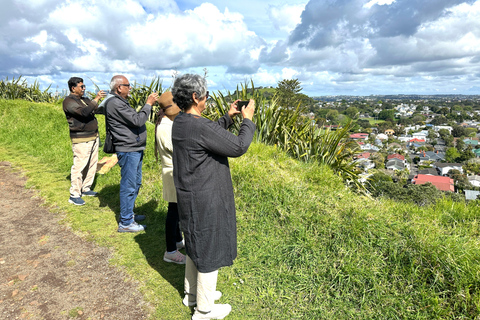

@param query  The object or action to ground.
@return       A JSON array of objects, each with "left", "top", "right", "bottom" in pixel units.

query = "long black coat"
[{"left": 172, "top": 113, "right": 255, "bottom": 273}]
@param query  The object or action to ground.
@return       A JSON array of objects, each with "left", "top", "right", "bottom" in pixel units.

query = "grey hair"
[
  {"left": 172, "top": 74, "right": 207, "bottom": 110},
  {"left": 110, "top": 75, "right": 126, "bottom": 92}
]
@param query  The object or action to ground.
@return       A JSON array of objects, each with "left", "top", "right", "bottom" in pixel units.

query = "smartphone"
[{"left": 236, "top": 100, "right": 249, "bottom": 110}]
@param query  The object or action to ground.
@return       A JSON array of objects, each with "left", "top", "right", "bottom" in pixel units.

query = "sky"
[{"left": 2, "top": 0, "right": 480, "bottom": 96}]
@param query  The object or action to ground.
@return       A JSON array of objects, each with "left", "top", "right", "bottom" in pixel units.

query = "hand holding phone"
[{"left": 236, "top": 100, "right": 249, "bottom": 111}]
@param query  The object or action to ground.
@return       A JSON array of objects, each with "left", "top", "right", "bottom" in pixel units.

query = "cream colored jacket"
[{"left": 155, "top": 117, "right": 177, "bottom": 203}]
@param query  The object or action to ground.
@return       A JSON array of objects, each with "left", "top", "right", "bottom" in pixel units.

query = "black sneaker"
[
  {"left": 82, "top": 190, "right": 98, "bottom": 197},
  {"left": 69, "top": 196, "right": 85, "bottom": 206}
]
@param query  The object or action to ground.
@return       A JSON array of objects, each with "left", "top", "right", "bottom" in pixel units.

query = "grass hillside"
[{"left": 1, "top": 99, "right": 480, "bottom": 319}]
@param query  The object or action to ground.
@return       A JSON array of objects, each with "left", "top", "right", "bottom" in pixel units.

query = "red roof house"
[
  {"left": 412, "top": 174, "right": 454, "bottom": 192},
  {"left": 356, "top": 152, "right": 371, "bottom": 159},
  {"left": 350, "top": 133, "right": 369, "bottom": 140},
  {"left": 409, "top": 138, "right": 426, "bottom": 143},
  {"left": 387, "top": 153, "right": 405, "bottom": 161}
]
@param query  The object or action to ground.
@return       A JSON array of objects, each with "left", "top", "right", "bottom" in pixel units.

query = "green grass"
[
  {"left": 2, "top": 98, "right": 480, "bottom": 319},
  {"left": 364, "top": 117, "right": 386, "bottom": 125}
]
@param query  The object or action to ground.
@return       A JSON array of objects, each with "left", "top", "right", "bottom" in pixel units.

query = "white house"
[{"left": 433, "top": 162, "right": 464, "bottom": 176}]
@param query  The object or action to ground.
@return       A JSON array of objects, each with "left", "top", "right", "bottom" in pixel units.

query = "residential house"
[
  {"left": 412, "top": 130, "right": 428, "bottom": 140},
  {"left": 467, "top": 175, "right": 480, "bottom": 187},
  {"left": 418, "top": 168, "right": 438, "bottom": 175},
  {"left": 433, "top": 125, "right": 453, "bottom": 133},
  {"left": 350, "top": 133, "right": 369, "bottom": 141},
  {"left": 398, "top": 135, "right": 413, "bottom": 143},
  {"left": 386, "top": 158, "right": 406, "bottom": 171},
  {"left": 418, "top": 151, "right": 445, "bottom": 163},
  {"left": 412, "top": 174, "right": 454, "bottom": 192},
  {"left": 360, "top": 143, "right": 380, "bottom": 152},
  {"left": 408, "top": 138, "right": 426, "bottom": 148},
  {"left": 376, "top": 133, "right": 388, "bottom": 141},
  {"left": 433, "top": 162, "right": 463, "bottom": 175},
  {"left": 387, "top": 153, "right": 405, "bottom": 161},
  {"left": 463, "top": 138, "right": 479, "bottom": 147},
  {"left": 385, "top": 129, "right": 395, "bottom": 136},
  {"left": 465, "top": 190, "right": 480, "bottom": 200}
]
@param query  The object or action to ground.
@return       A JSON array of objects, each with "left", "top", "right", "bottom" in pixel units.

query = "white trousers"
[
  {"left": 184, "top": 255, "right": 219, "bottom": 312},
  {"left": 70, "top": 137, "right": 99, "bottom": 197}
]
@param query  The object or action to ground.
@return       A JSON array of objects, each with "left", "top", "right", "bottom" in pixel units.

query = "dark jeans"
[
  {"left": 116, "top": 151, "right": 143, "bottom": 226},
  {"left": 166, "top": 202, "right": 183, "bottom": 252}
]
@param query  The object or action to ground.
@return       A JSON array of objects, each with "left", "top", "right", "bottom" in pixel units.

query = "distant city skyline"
[{"left": 2, "top": 0, "right": 480, "bottom": 96}]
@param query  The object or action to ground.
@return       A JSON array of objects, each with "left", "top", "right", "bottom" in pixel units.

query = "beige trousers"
[
  {"left": 184, "top": 255, "right": 219, "bottom": 312},
  {"left": 70, "top": 137, "right": 99, "bottom": 197}
]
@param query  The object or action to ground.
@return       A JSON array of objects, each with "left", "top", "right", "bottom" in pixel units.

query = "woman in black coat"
[{"left": 172, "top": 74, "right": 255, "bottom": 320}]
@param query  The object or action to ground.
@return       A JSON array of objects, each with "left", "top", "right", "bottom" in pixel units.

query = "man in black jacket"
[
  {"left": 63, "top": 77, "right": 106, "bottom": 206},
  {"left": 105, "top": 75, "right": 158, "bottom": 232}
]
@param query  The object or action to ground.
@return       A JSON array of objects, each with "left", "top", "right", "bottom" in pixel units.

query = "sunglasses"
[
  {"left": 77, "top": 85, "right": 86, "bottom": 89},
  {"left": 119, "top": 84, "right": 131, "bottom": 88}
]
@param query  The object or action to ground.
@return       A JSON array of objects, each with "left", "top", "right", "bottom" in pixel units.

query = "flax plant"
[{"left": 0, "top": 76, "right": 60, "bottom": 103}]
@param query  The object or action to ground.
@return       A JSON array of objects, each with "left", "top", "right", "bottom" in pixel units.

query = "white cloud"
[{"left": 268, "top": 3, "right": 306, "bottom": 33}]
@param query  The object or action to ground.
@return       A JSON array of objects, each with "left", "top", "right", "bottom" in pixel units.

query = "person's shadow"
[
  {"left": 97, "top": 185, "right": 185, "bottom": 299},
  {"left": 134, "top": 202, "right": 186, "bottom": 299}
]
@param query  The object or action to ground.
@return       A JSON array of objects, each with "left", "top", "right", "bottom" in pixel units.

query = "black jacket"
[
  {"left": 104, "top": 94, "right": 152, "bottom": 153},
  {"left": 63, "top": 94, "right": 98, "bottom": 139}
]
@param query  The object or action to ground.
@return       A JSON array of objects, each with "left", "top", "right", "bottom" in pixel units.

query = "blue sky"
[{"left": 2, "top": 0, "right": 480, "bottom": 96}]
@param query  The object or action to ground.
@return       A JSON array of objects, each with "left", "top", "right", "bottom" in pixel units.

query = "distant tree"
[
  {"left": 275, "top": 79, "right": 303, "bottom": 111},
  {"left": 427, "top": 129, "right": 437, "bottom": 142},
  {"left": 371, "top": 153, "right": 385, "bottom": 169},
  {"left": 459, "top": 146, "right": 475, "bottom": 162},
  {"left": 394, "top": 126, "right": 405, "bottom": 136},
  {"left": 326, "top": 110, "right": 339, "bottom": 123},
  {"left": 452, "top": 125, "right": 466, "bottom": 137},
  {"left": 431, "top": 115, "right": 447, "bottom": 126},
  {"left": 448, "top": 169, "right": 472, "bottom": 192},
  {"left": 357, "top": 119, "right": 371, "bottom": 129},
  {"left": 464, "top": 162, "right": 480, "bottom": 175},
  {"left": 345, "top": 106, "right": 359, "bottom": 119},
  {"left": 465, "top": 128, "right": 477, "bottom": 137},
  {"left": 439, "top": 107, "right": 450, "bottom": 115},
  {"left": 412, "top": 114, "right": 426, "bottom": 125},
  {"left": 378, "top": 109, "right": 395, "bottom": 121},
  {"left": 446, "top": 147, "right": 461, "bottom": 163},
  {"left": 438, "top": 129, "right": 451, "bottom": 140}
]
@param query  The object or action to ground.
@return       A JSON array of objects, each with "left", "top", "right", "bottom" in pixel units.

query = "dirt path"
[{"left": 0, "top": 162, "right": 150, "bottom": 320}]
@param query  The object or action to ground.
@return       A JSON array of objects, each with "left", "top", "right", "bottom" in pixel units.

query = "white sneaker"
[
  {"left": 176, "top": 239, "right": 185, "bottom": 250},
  {"left": 183, "top": 291, "right": 222, "bottom": 307},
  {"left": 192, "top": 304, "right": 231, "bottom": 320},
  {"left": 163, "top": 251, "right": 186, "bottom": 264}
]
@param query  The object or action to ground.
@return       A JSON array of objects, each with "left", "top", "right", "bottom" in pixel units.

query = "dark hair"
[
  {"left": 67, "top": 77, "right": 84, "bottom": 92},
  {"left": 172, "top": 74, "right": 207, "bottom": 110}
]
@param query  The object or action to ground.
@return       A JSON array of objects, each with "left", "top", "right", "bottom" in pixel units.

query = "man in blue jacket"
[
  {"left": 105, "top": 75, "right": 158, "bottom": 232},
  {"left": 63, "top": 77, "right": 105, "bottom": 206}
]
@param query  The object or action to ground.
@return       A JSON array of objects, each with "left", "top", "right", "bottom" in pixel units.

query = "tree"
[
  {"left": 378, "top": 109, "right": 395, "bottom": 121},
  {"left": 446, "top": 147, "right": 461, "bottom": 163},
  {"left": 357, "top": 119, "right": 371, "bottom": 129},
  {"left": 431, "top": 115, "right": 447, "bottom": 126},
  {"left": 427, "top": 129, "right": 437, "bottom": 142},
  {"left": 326, "top": 110, "right": 339, "bottom": 123},
  {"left": 275, "top": 79, "right": 303, "bottom": 111},
  {"left": 452, "top": 125, "right": 466, "bottom": 137},
  {"left": 345, "top": 106, "right": 359, "bottom": 119}
]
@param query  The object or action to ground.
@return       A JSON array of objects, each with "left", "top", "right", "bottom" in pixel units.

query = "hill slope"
[{"left": 1, "top": 99, "right": 480, "bottom": 319}]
